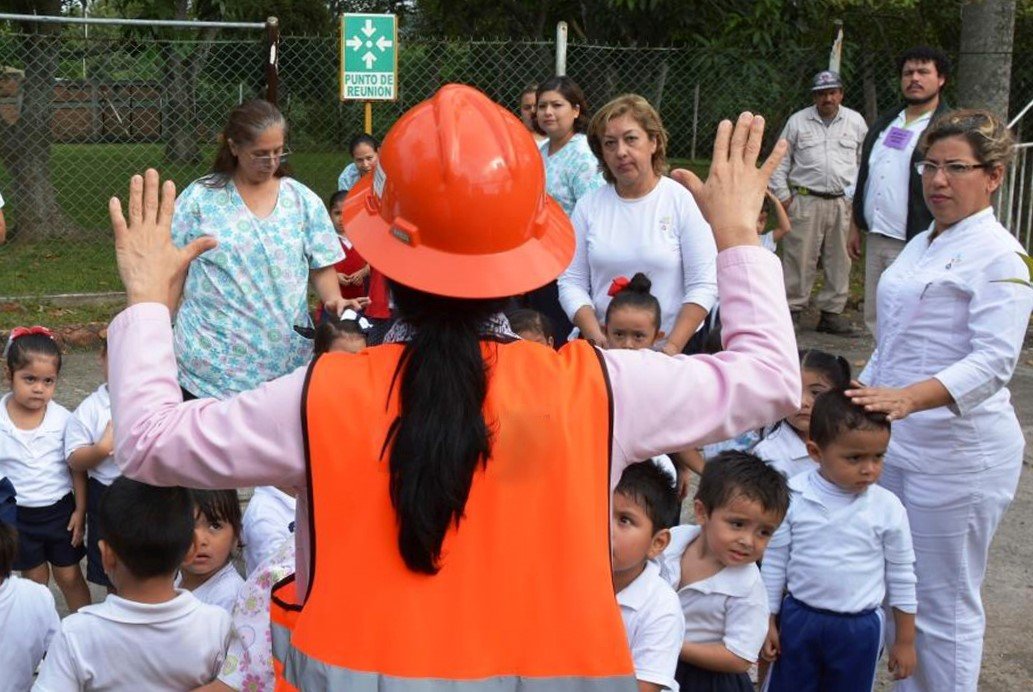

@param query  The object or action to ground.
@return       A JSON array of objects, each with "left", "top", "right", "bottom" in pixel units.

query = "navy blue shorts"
[
  {"left": 0, "top": 477, "right": 16, "bottom": 526},
  {"left": 14, "top": 493, "right": 86, "bottom": 571},
  {"left": 674, "top": 660, "right": 753, "bottom": 692},
  {"left": 85, "top": 478, "right": 113, "bottom": 587}
]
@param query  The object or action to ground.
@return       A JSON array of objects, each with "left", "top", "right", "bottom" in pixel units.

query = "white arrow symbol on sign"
[
  {"left": 376, "top": 35, "right": 393, "bottom": 51},
  {"left": 362, "top": 19, "right": 375, "bottom": 37},
  {"left": 362, "top": 51, "right": 376, "bottom": 68},
  {"left": 346, "top": 36, "right": 363, "bottom": 51}
]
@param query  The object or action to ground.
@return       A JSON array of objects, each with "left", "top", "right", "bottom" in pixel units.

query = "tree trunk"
[
  {"left": 861, "top": 48, "right": 878, "bottom": 124},
  {"left": 957, "top": 0, "right": 1016, "bottom": 117},
  {"left": 161, "top": 1, "right": 217, "bottom": 164}
]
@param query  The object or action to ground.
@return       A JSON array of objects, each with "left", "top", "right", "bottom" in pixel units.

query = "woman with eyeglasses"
[
  {"left": 170, "top": 99, "right": 351, "bottom": 399},
  {"left": 847, "top": 109, "right": 1033, "bottom": 692}
]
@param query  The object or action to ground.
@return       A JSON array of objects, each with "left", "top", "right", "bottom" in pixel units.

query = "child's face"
[
  {"left": 788, "top": 369, "right": 834, "bottom": 437},
  {"left": 809, "top": 427, "right": 889, "bottom": 493},
  {"left": 756, "top": 210, "right": 769, "bottom": 234},
  {"left": 330, "top": 200, "right": 345, "bottom": 235},
  {"left": 517, "top": 329, "right": 554, "bottom": 348},
  {"left": 181, "top": 510, "right": 236, "bottom": 580},
  {"left": 605, "top": 306, "right": 661, "bottom": 351},
  {"left": 611, "top": 491, "right": 669, "bottom": 581},
  {"left": 6, "top": 355, "right": 59, "bottom": 413},
  {"left": 693, "top": 494, "right": 782, "bottom": 567},
  {"left": 330, "top": 333, "right": 367, "bottom": 354}
]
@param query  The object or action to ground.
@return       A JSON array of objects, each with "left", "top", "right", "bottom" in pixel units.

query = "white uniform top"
[
  {"left": 64, "top": 384, "right": 119, "bottom": 486},
  {"left": 859, "top": 208, "right": 1033, "bottom": 473},
  {"left": 176, "top": 561, "right": 244, "bottom": 614},
  {"left": 762, "top": 469, "right": 917, "bottom": 614},
  {"left": 0, "top": 575, "right": 60, "bottom": 692},
  {"left": 558, "top": 176, "right": 718, "bottom": 342},
  {"left": 657, "top": 525, "right": 769, "bottom": 663},
  {"left": 617, "top": 560, "right": 684, "bottom": 691},
  {"left": 0, "top": 190, "right": 4, "bottom": 207},
  {"left": 861, "top": 109, "right": 932, "bottom": 241},
  {"left": 33, "top": 590, "right": 231, "bottom": 691},
  {"left": 242, "top": 485, "right": 297, "bottom": 577},
  {"left": 0, "top": 395, "right": 72, "bottom": 507},
  {"left": 752, "top": 423, "right": 815, "bottom": 479}
]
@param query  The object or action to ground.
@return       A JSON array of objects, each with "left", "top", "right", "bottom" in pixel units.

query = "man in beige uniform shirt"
[{"left": 770, "top": 71, "right": 867, "bottom": 335}]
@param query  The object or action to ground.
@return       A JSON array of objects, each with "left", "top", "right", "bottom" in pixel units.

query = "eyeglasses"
[
  {"left": 915, "top": 161, "right": 987, "bottom": 177},
  {"left": 247, "top": 149, "right": 292, "bottom": 165}
]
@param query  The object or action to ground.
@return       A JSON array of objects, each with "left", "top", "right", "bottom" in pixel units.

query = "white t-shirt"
[
  {"left": 0, "top": 191, "right": 5, "bottom": 208},
  {"left": 558, "top": 176, "right": 718, "bottom": 343},
  {"left": 759, "top": 231, "right": 777, "bottom": 253},
  {"left": 0, "top": 394, "right": 72, "bottom": 507},
  {"left": 862, "top": 109, "right": 933, "bottom": 241},
  {"left": 242, "top": 485, "right": 297, "bottom": 577},
  {"left": 176, "top": 561, "right": 245, "bottom": 614},
  {"left": 617, "top": 560, "right": 684, "bottom": 691},
  {"left": 0, "top": 575, "right": 60, "bottom": 692},
  {"left": 34, "top": 590, "right": 231, "bottom": 691},
  {"left": 64, "top": 384, "right": 120, "bottom": 486},
  {"left": 752, "top": 423, "right": 815, "bottom": 479}
]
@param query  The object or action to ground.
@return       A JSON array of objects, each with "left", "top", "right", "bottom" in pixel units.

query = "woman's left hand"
[
  {"left": 845, "top": 386, "right": 916, "bottom": 421},
  {"left": 324, "top": 296, "right": 371, "bottom": 318}
]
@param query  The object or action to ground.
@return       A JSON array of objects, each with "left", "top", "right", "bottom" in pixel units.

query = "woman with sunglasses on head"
[
  {"left": 171, "top": 100, "right": 353, "bottom": 400},
  {"left": 847, "top": 110, "right": 1033, "bottom": 692}
]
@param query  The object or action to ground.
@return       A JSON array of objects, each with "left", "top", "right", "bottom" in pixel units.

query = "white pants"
[{"left": 880, "top": 458, "right": 1022, "bottom": 691}]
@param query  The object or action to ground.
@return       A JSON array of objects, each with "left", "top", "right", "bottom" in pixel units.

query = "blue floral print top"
[{"left": 539, "top": 133, "right": 605, "bottom": 216}]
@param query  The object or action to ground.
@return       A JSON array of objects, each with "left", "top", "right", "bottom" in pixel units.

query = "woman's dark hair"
[
  {"left": 5, "top": 332, "right": 62, "bottom": 374},
  {"left": 349, "top": 133, "right": 379, "bottom": 156},
  {"left": 189, "top": 489, "right": 243, "bottom": 543},
  {"left": 314, "top": 315, "right": 367, "bottom": 355},
  {"left": 383, "top": 281, "right": 508, "bottom": 574},
  {"left": 897, "top": 45, "right": 951, "bottom": 80},
  {"left": 0, "top": 521, "right": 16, "bottom": 580},
  {"left": 506, "top": 308, "right": 554, "bottom": 344},
  {"left": 799, "top": 348, "right": 851, "bottom": 390},
  {"left": 605, "top": 272, "right": 662, "bottom": 331},
  {"left": 534, "top": 75, "right": 592, "bottom": 136},
  {"left": 205, "top": 99, "right": 290, "bottom": 188}
]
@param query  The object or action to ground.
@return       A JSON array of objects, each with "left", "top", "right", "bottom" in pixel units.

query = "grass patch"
[{"left": 0, "top": 298, "right": 123, "bottom": 330}]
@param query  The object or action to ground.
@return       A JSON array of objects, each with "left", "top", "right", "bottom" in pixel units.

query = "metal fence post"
[
  {"left": 265, "top": 16, "right": 280, "bottom": 106},
  {"left": 555, "top": 22, "right": 567, "bottom": 77}
]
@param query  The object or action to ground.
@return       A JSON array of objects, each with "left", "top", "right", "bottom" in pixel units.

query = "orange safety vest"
[{"left": 271, "top": 339, "right": 635, "bottom": 690}]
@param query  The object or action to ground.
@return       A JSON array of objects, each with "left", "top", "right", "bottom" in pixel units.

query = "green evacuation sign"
[{"left": 340, "top": 13, "right": 398, "bottom": 101}]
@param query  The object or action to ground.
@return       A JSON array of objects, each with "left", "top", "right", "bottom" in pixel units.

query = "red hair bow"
[
  {"left": 607, "top": 276, "right": 630, "bottom": 297},
  {"left": 9, "top": 325, "right": 54, "bottom": 341}
]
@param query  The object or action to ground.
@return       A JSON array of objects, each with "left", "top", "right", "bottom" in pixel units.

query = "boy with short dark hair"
[
  {"left": 612, "top": 462, "right": 684, "bottom": 691},
  {"left": 34, "top": 477, "right": 232, "bottom": 690},
  {"left": 762, "top": 390, "right": 917, "bottom": 691}
]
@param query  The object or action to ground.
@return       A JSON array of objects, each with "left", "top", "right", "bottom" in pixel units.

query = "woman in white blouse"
[
  {"left": 557, "top": 94, "right": 717, "bottom": 354},
  {"left": 848, "top": 110, "right": 1033, "bottom": 692}
]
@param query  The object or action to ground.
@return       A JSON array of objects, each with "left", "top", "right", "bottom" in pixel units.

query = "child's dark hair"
[
  {"left": 506, "top": 308, "right": 554, "bottom": 344},
  {"left": 616, "top": 461, "right": 680, "bottom": 531},
  {"left": 314, "top": 314, "right": 368, "bottom": 356},
  {"left": 189, "top": 489, "right": 243, "bottom": 543},
  {"left": 349, "top": 133, "right": 379, "bottom": 156},
  {"left": 809, "top": 389, "right": 890, "bottom": 448},
  {"left": 99, "top": 478, "right": 195, "bottom": 579},
  {"left": 0, "top": 521, "right": 17, "bottom": 580},
  {"left": 328, "top": 190, "right": 349, "bottom": 208},
  {"left": 5, "top": 332, "right": 62, "bottom": 374},
  {"left": 605, "top": 273, "right": 661, "bottom": 331},
  {"left": 800, "top": 348, "right": 851, "bottom": 390},
  {"left": 696, "top": 451, "right": 790, "bottom": 521}
]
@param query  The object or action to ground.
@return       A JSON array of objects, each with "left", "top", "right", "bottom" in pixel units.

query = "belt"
[{"left": 794, "top": 186, "right": 843, "bottom": 200}]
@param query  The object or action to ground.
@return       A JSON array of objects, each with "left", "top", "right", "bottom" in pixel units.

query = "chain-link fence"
[{"left": 1, "top": 17, "right": 1031, "bottom": 298}]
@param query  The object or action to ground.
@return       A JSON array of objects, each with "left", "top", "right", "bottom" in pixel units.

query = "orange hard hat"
[{"left": 342, "top": 84, "right": 575, "bottom": 299}]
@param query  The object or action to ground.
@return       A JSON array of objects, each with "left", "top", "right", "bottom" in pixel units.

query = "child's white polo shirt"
[
  {"left": 33, "top": 590, "right": 230, "bottom": 690},
  {"left": 753, "top": 423, "right": 815, "bottom": 479},
  {"left": 0, "top": 395, "right": 72, "bottom": 506},
  {"left": 617, "top": 560, "right": 684, "bottom": 691},
  {"left": 0, "top": 575, "right": 60, "bottom": 692},
  {"left": 658, "top": 525, "right": 769, "bottom": 664},
  {"left": 242, "top": 485, "right": 296, "bottom": 576},
  {"left": 176, "top": 561, "right": 245, "bottom": 614},
  {"left": 64, "top": 384, "right": 120, "bottom": 485}
]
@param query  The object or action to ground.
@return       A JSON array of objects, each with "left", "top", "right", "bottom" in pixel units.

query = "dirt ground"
[{"left": 47, "top": 307, "right": 1033, "bottom": 690}]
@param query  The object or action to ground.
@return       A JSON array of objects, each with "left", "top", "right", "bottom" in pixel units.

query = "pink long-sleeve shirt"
[{"left": 110, "top": 246, "right": 799, "bottom": 593}]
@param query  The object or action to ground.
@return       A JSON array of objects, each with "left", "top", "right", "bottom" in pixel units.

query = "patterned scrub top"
[
  {"left": 337, "top": 163, "right": 360, "bottom": 192},
  {"left": 171, "top": 175, "right": 344, "bottom": 398},
  {"left": 539, "top": 133, "right": 605, "bottom": 216}
]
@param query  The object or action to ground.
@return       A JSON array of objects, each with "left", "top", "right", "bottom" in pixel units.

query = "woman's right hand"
[{"left": 671, "top": 113, "right": 787, "bottom": 252}]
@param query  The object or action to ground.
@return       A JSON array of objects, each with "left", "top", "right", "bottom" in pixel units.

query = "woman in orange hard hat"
[{"left": 105, "top": 85, "right": 798, "bottom": 691}]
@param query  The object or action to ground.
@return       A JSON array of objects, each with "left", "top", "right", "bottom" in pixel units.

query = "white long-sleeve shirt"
[
  {"left": 859, "top": 207, "right": 1033, "bottom": 473},
  {"left": 557, "top": 177, "right": 718, "bottom": 341},
  {"left": 762, "top": 469, "right": 917, "bottom": 615}
]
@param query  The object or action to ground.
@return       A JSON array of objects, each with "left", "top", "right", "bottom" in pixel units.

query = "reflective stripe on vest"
[{"left": 279, "top": 339, "right": 633, "bottom": 688}]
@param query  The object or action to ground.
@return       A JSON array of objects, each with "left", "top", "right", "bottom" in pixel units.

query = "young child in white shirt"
[
  {"left": 757, "top": 191, "right": 792, "bottom": 253},
  {"left": 35, "top": 477, "right": 231, "bottom": 690},
  {"left": 0, "top": 520, "right": 60, "bottom": 691},
  {"left": 613, "top": 462, "right": 685, "bottom": 692},
  {"left": 178, "top": 489, "right": 245, "bottom": 613},
  {"left": 761, "top": 390, "right": 917, "bottom": 691},
  {"left": 658, "top": 452, "right": 789, "bottom": 692},
  {"left": 753, "top": 349, "right": 850, "bottom": 480},
  {"left": 242, "top": 485, "right": 296, "bottom": 577},
  {"left": 65, "top": 332, "right": 119, "bottom": 592}
]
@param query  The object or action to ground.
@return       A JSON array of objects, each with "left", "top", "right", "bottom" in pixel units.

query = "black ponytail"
[
  {"left": 384, "top": 281, "right": 508, "bottom": 574},
  {"left": 799, "top": 348, "right": 851, "bottom": 390}
]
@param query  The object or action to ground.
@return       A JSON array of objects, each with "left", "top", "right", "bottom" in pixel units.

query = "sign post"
[{"left": 340, "top": 13, "right": 398, "bottom": 134}]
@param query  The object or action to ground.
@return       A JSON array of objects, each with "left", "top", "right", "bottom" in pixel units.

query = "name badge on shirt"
[{"left": 882, "top": 127, "right": 914, "bottom": 151}]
